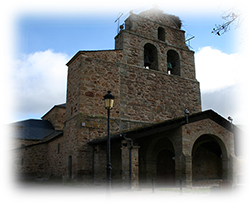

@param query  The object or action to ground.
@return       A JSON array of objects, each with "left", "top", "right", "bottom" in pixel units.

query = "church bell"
[{"left": 167, "top": 62, "right": 173, "bottom": 71}]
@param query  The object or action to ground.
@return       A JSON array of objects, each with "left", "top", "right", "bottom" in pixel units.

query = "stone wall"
[
  {"left": 192, "top": 145, "right": 222, "bottom": 180},
  {"left": 42, "top": 106, "right": 66, "bottom": 131},
  {"left": 46, "top": 136, "right": 64, "bottom": 177},
  {"left": 66, "top": 52, "right": 122, "bottom": 121},
  {"left": 62, "top": 115, "right": 96, "bottom": 181},
  {"left": 13, "top": 135, "right": 66, "bottom": 179},
  {"left": 11, "top": 138, "right": 40, "bottom": 149},
  {"left": 13, "top": 143, "right": 47, "bottom": 177},
  {"left": 65, "top": 55, "right": 82, "bottom": 120},
  {"left": 182, "top": 119, "right": 235, "bottom": 156},
  {"left": 120, "top": 65, "right": 201, "bottom": 122}
]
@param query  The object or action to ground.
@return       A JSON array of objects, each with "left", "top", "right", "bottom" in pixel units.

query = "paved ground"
[{"left": 11, "top": 180, "right": 245, "bottom": 203}]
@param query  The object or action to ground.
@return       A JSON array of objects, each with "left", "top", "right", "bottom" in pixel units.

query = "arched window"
[
  {"left": 167, "top": 50, "right": 180, "bottom": 76},
  {"left": 158, "top": 27, "right": 165, "bottom": 41},
  {"left": 144, "top": 43, "right": 158, "bottom": 70}
]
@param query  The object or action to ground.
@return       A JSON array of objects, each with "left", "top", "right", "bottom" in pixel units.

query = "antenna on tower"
[
  {"left": 185, "top": 35, "right": 195, "bottom": 49},
  {"left": 115, "top": 12, "right": 124, "bottom": 34}
]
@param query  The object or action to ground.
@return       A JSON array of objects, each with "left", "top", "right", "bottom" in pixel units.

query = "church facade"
[{"left": 12, "top": 9, "right": 242, "bottom": 188}]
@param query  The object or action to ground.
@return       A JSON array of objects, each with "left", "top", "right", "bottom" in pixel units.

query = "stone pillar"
[
  {"left": 121, "top": 140, "right": 130, "bottom": 188},
  {"left": 121, "top": 140, "right": 140, "bottom": 189},
  {"left": 222, "top": 157, "right": 229, "bottom": 181},
  {"left": 229, "top": 155, "right": 238, "bottom": 185},
  {"left": 182, "top": 154, "right": 192, "bottom": 188},
  {"left": 175, "top": 153, "right": 183, "bottom": 186},
  {"left": 131, "top": 146, "right": 140, "bottom": 189}
]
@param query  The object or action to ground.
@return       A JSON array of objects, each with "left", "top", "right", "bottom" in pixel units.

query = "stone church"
[{"left": 11, "top": 8, "right": 243, "bottom": 189}]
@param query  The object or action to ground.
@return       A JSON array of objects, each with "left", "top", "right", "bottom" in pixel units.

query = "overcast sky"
[{"left": 2, "top": 0, "right": 250, "bottom": 126}]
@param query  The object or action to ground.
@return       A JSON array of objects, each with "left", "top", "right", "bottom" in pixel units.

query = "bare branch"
[{"left": 212, "top": 12, "right": 240, "bottom": 36}]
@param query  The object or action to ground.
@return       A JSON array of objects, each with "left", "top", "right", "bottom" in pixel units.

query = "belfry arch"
[
  {"left": 167, "top": 49, "right": 180, "bottom": 75},
  {"left": 144, "top": 43, "right": 158, "bottom": 70},
  {"left": 191, "top": 134, "right": 229, "bottom": 185}
]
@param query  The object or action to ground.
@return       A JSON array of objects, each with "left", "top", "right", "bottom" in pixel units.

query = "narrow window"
[
  {"left": 68, "top": 156, "right": 72, "bottom": 180},
  {"left": 57, "top": 143, "right": 60, "bottom": 154},
  {"left": 158, "top": 27, "right": 165, "bottom": 41}
]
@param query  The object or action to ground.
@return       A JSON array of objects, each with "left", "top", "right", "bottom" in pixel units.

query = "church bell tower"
[{"left": 114, "top": 8, "right": 201, "bottom": 126}]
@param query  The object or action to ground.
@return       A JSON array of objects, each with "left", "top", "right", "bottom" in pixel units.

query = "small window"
[
  {"left": 57, "top": 143, "right": 60, "bottom": 154},
  {"left": 68, "top": 156, "right": 72, "bottom": 179},
  {"left": 158, "top": 27, "right": 165, "bottom": 41}
]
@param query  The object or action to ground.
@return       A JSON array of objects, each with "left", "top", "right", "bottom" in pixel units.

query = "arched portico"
[
  {"left": 191, "top": 134, "right": 229, "bottom": 186},
  {"left": 142, "top": 136, "right": 177, "bottom": 187}
]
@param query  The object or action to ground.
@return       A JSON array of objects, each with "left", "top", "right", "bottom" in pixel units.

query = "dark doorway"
[{"left": 156, "top": 150, "right": 175, "bottom": 187}]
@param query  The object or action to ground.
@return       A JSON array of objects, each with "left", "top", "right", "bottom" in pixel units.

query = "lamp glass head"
[{"left": 104, "top": 91, "right": 115, "bottom": 110}]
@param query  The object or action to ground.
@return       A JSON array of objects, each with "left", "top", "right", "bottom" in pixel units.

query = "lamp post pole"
[
  {"left": 106, "top": 106, "right": 112, "bottom": 192},
  {"left": 104, "top": 91, "right": 114, "bottom": 194}
]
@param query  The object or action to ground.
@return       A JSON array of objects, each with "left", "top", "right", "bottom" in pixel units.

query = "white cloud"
[
  {"left": 10, "top": 50, "right": 70, "bottom": 122},
  {"left": 201, "top": 84, "right": 243, "bottom": 124},
  {"left": 195, "top": 46, "right": 248, "bottom": 125},
  {"left": 195, "top": 46, "right": 241, "bottom": 93}
]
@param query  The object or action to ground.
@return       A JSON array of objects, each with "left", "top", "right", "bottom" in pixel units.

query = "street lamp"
[
  {"left": 103, "top": 91, "right": 115, "bottom": 193},
  {"left": 228, "top": 116, "right": 233, "bottom": 129},
  {"left": 184, "top": 109, "right": 190, "bottom": 124}
]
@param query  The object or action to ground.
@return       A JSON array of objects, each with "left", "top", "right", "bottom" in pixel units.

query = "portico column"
[
  {"left": 131, "top": 146, "right": 140, "bottom": 189},
  {"left": 182, "top": 154, "right": 192, "bottom": 188},
  {"left": 175, "top": 153, "right": 183, "bottom": 186},
  {"left": 121, "top": 140, "right": 130, "bottom": 188},
  {"left": 121, "top": 140, "right": 140, "bottom": 189}
]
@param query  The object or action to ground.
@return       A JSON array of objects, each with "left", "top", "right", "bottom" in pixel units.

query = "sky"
[{"left": 2, "top": 0, "right": 250, "bottom": 127}]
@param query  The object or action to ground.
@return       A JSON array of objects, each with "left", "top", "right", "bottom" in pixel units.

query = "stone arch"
[
  {"left": 167, "top": 49, "right": 180, "bottom": 76},
  {"left": 145, "top": 136, "right": 176, "bottom": 162},
  {"left": 145, "top": 137, "right": 176, "bottom": 186},
  {"left": 191, "top": 134, "right": 229, "bottom": 185},
  {"left": 144, "top": 43, "right": 158, "bottom": 70},
  {"left": 156, "top": 149, "right": 175, "bottom": 186}
]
